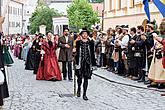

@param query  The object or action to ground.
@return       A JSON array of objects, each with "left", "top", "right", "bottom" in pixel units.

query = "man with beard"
[
  {"left": 141, "top": 21, "right": 156, "bottom": 85},
  {"left": 75, "top": 28, "right": 95, "bottom": 100},
  {"left": 129, "top": 26, "right": 145, "bottom": 81},
  {"left": 58, "top": 28, "right": 74, "bottom": 81}
]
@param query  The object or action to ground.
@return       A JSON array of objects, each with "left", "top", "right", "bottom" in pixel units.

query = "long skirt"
[
  {"left": 148, "top": 51, "right": 165, "bottom": 83},
  {"left": 0, "top": 69, "right": 9, "bottom": 106},
  {"left": 25, "top": 49, "right": 35, "bottom": 70},
  {"left": 3, "top": 46, "right": 14, "bottom": 65}
]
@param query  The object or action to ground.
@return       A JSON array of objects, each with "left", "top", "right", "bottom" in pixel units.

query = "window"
[
  {"left": 130, "top": 0, "right": 135, "bottom": 7},
  {"left": 1, "top": 0, "right": 3, "bottom": 6},
  {"left": 109, "top": 0, "right": 112, "bottom": 11},
  {"left": 18, "top": 8, "right": 19, "bottom": 15},
  {"left": 118, "top": 0, "right": 121, "bottom": 10},
  {"left": 16, "top": 22, "right": 20, "bottom": 27},
  {"left": 9, "top": 22, "right": 12, "bottom": 27},
  {"left": 121, "top": 0, "right": 127, "bottom": 8},
  {"left": 15, "top": 8, "right": 17, "bottom": 15},
  {"left": 20, "top": 9, "right": 22, "bottom": 15},
  {"left": 12, "top": 22, "right": 15, "bottom": 27}
]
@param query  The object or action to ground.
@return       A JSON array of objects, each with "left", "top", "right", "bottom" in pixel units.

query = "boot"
[
  {"left": 83, "top": 93, "right": 88, "bottom": 101},
  {"left": 137, "top": 72, "right": 145, "bottom": 82},
  {"left": 77, "top": 88, "right": 81, "bottom": 97},
  {"left": 83, "top": 90, "right": 88, "bottom": 100}
]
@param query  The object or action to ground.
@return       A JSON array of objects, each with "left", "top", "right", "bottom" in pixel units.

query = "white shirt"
[
  {"left": 101, "top": 42, "right": 105, "bottom": 53},
  {"left": 121, "top": 34, "right": 129, "bottom": 49},
  {"left": 65, "top": 36, "right": 69, "bottom": 43}
]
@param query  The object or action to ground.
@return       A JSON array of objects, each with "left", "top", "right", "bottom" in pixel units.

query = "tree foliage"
[
  {"left": 67, "top": 0, "right": 99, "bottom": 32},
  {"left": 29, "top": 2, "right": 62, "bottom": 34}
]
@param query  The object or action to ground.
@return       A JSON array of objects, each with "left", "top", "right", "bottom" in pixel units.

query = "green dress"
[{"left": 3, "top": 46, "right": 14, "bottom": 65}]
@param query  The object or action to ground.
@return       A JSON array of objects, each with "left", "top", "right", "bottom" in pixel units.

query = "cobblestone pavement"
[{"left": 1, "top": 57, "right": 165, "bottom": 110}]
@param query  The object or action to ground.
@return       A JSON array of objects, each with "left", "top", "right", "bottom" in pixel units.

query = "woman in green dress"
[{"left": 2, "top": 36, "right": 14, "bottom": 66}]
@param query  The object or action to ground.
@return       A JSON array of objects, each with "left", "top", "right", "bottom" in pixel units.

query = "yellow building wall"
[{"left": 103, "top": 0, "right": 164, "bottom": 31}]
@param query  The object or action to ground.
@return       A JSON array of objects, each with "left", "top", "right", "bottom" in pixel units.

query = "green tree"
[
  {"left": 29, "top": 1, "right": 62, "bottom": 34},
  {"left": 67, "top": 0, "right": 99, "bottom": 32}
]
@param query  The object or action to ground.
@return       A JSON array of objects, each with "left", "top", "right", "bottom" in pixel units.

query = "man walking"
[{"left": 58, "top": 28, "right": 74, "bottom": 80}]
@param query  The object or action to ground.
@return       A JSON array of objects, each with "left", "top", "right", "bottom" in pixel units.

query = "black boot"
[
  {"left": 137, "top": 71, "right": 145, "bottom": 82},
  {"left": 83, "top": 80, "right": 88, "bottom": 100},
  {"left": 83, "top": 95, "right": 88, "bottom": 100},
  {"left": 77, "top": 88, "right": 81, "bottom": 97}
]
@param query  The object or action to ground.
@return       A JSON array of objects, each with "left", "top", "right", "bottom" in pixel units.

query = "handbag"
[{"left": 0, "top": 70, "right": 4, "bottom": 85}]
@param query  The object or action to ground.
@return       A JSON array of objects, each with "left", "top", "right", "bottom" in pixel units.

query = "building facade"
[
  {"left": 46, "top": 0, "right": 72, "bottom": 16},
  {"left": 0, "top": 0, "right": 25, "bottom": 34},
  {"left": 23, "top": 0, "right": 38, "bottom": 34},
  {"left": 103, "top": 0, "right": 164, "bottom": 31}
]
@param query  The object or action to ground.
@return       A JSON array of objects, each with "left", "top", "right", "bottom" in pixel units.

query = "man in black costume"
[{"left": 75, "top": 28, "right": 95, "bottom": 100}]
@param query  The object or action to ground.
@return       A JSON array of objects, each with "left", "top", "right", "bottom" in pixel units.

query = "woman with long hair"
[{"left": 36, "top": 32, "right": 62, "bottom": 81}]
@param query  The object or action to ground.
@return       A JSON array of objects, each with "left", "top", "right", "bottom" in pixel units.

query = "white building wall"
[
  {"left": 48, "top": 2, "right": 72, "bottom": 16},
  {"left": 23, "top": 0, "right": 38, "bottom": 34},
  {"left": 1, "top": 0, "right": 24, "bottom": 34},
  {"left": 104, "top": 0, "right": 163, "bottom": 31}
]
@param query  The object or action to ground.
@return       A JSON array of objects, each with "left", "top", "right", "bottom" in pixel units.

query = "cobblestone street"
[{"left": 1, "top": 57, "right": 165, "bottom": 110}]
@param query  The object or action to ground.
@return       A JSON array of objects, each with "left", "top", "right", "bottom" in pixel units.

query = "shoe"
[
  {"left": 147, "top": 84, "right": 157, "bottom": 88},
  {"left": 132, "top": 77, "right": 140, "bottom": 81},
  {"left": 69, "top": 78, "right": 73, "bottom": 81},
  {"left": 137, "top": 77, "right": 145, "bottom": 82},
  {"left": 83, "top": 95, "right": 88, "bottom": 100},
  {"left": 158, "top": 84, "right": 165, "bottom": 89},
  {"left": 161, "top": 94, "right": 165, "bottom": 96},
  {"left": 77, "top": 91, "right": 81, "bottom": 97},
  {"left": 137, "top": 79, "right": 144, "bottom": 83},
  {"left": 144, "top": 80, "right": 152, "bottom": 85},
  {"left": 114, "top": 70, "right": 118, "bottom": 74},
  {"left": 63, "top": 78, "right": 66, "bottom": 80}
]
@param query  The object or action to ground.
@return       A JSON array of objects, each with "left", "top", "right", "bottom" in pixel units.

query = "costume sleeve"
[{"left": 58, "top": 37, "right": 66, "bottom": 48}]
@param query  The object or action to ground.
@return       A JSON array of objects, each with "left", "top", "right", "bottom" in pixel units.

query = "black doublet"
[
  {"left": 80, "top": 41, "right": 90, "bottom": 65},
  {"left": 80, "top": 40, "right": 91, "bottom": 78}
]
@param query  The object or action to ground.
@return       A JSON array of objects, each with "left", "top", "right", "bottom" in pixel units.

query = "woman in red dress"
[{"left": 36, "top": 32, "right": 62, "bottom": 81}]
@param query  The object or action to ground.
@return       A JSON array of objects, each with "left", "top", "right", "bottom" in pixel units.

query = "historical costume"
[
  {"left": 25, "top": 38, "right": 36, "bottom": 70},
  {"left": 22, "top": 36, "right": 32, "bottom": 61},
  {"left": 75, "top": 29, "right": 95, "bottom": 100},
  {"left": 148, "top": 40, "right": 164, "bottom": 83},
  {"left": 14, "top": 36, "right": 22, "bottom": 58},
  {"left": 148, "top": 21, "right": 165, "bottom": 85},
  {"left": 32, "top": 36, "right": 43, "bottom": 73},
  {"left": 58, "top": 29, "right": 74, "bottom": 80},
  {"left": 141, "top": 22, "right": 156, "bottom": 85},
  {"left": 0, "top": 33, "right": 9, "bottom": 106},
  {"left": 18, "top": 36, "right": 23, "bottom": 59},
  {"left": 2, "top": 37, "right": 14, "bottom": 66},
  {"left": 105, "top": 29, "right": 115, "bottom": 71},
  {"left": 36, "top": 34, "right": 62, "bottom": 81}
]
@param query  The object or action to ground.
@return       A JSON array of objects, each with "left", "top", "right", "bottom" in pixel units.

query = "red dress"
[{"left": 36, "top": 41, "right": 62, "bottom": 81}]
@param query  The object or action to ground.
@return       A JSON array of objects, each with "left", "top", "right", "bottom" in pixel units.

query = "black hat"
[
  {"left": 80, "top": 28, "right": 90, "bottom": 35},
  {"left": 39, "top": 35, "right": 43, "bottom": 39},
  {"left": 122, "top": 25, "right": 129, "bottom": 30},
  {"left": 116, "top": 25, "right": 121, "bottom": 29}
]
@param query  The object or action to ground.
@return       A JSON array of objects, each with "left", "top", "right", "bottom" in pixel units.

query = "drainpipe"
[
  {"left": 101, "top": 0, "right": 105, "bottom": 31},
  {"left": 21, "top": 3, "right": 24, "bottom": 34},
  {"left": 0, "top": 0, "right": 1, "bottom": 16}
]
